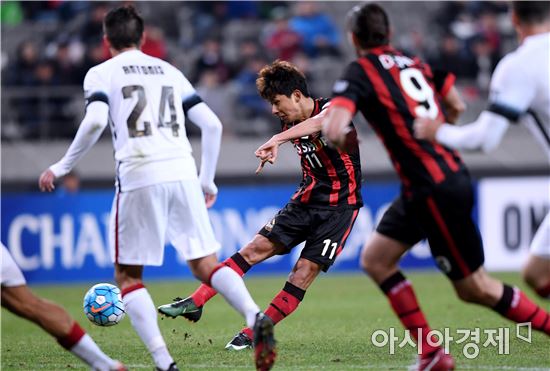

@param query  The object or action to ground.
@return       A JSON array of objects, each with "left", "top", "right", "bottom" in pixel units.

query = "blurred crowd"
[{"left": 1, "top": 1, "right": 515, "bottom": 140}]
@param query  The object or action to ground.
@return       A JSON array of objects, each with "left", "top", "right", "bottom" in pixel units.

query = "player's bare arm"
[
  {"left": 441, "top": 86, "right": 466, "bottom": 124},
  {"left": 255, "top": 112, "right": 326, "bottom": 174},
  {"left": 321, "top": 106, "right": 353, "bottom": 149}
]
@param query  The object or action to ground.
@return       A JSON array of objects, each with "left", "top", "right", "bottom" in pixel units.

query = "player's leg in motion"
[
  {"left": 361, "top": 232, "right": 453, "bottom": 370},
  {"left": 116, "top": 264, "right": 177, "bottom": 371},
  {"left": 452, "top": 268, "right": 550, "bottom": 335},
  {"left": 522, "top": 212, "right": 550, "bottom": 299},
  {"left": 1, "top": 285, "right": 125, "bottom": 371},
  {"left": 418, "top": 192, "right": 550, "bottom": 336},
  {"left": 159, "top": 234, "right": 284, "bottom": 322},
  {"left": 187, "top": 253, "right": 276, "bottom": 370},
  {"left": 226, "top": 257, "right": 320, "bottom": 350}
]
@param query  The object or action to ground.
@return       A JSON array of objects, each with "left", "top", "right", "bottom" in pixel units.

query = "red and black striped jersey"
[
  {"left": 330, "top": 45, "right": 466, "bottom": 197},
  {"left": 283, "top": 97, "right": 363, "bottom": 209}
]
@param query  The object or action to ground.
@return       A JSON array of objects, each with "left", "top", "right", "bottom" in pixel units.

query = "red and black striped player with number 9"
[
  {"left": 319, "top": 3, "right": 550, "bottom": 371},
  {"left": 159, "top": 60, "right": 363, "bottom": 350}
]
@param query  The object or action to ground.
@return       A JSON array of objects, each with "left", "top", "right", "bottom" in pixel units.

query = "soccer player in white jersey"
[
  {"left": 1, "top": 244, "right": 127, "bottom": 371},
  {"left": 38, "top": 6, "right": 276, "bottom": 371},
  {"left": 414, "top": 2, "right": 550, "bottom": 299}
]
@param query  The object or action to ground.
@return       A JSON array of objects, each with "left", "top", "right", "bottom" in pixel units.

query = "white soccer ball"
[{"left": 83, "top": 283, "right": 125, "bottom": 326}]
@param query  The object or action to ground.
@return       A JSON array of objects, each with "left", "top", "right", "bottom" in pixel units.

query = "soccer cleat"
[
  {"left": 414, "top": 348, "right": 455, "bottom": 371},
  {"left": 253, "top": 312, "right": 276, "bottom": 371},
  {"left": 155, "top": 362, "right": 180, "bottom": 371},
  {"left": 157, "top": 297, "right": 202, "bottom": 322},
  {"left": 225, "top": 331, "right": 253, "bottom": 351}
]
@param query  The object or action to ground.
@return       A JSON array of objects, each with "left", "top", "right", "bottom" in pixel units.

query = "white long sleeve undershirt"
[
  {"left": 49, "top": 101, "right": 109, "bottom": 177},
  {"left": 187, "top": 102, "right": 222, "bottom": 195},
  {"left": 435, "top": 111, "right": 510, "bottom": 153}
]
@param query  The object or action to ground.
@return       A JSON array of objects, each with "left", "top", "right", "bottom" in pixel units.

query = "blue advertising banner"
[{"left": 1, "top": 182, "right": 439, "bottom": 284}]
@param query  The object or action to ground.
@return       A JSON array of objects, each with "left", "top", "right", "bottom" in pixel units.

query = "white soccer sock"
[
  {"left": 210, "top": 266, "right": 260, "bottom": 328},
  {"left": 124, "top": 287, "right": 174, "bottom": 370},
  {"left": 70, "top": 334, "right": 118, "bottom": 371}
]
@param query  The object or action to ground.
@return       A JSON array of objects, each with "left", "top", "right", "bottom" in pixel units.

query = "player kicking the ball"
[
  {"left": 158, "top": 60, "right": 362, "bottom": 351},
  {"left": 38, "top": 6, "right": 275, "bottom": 371}
]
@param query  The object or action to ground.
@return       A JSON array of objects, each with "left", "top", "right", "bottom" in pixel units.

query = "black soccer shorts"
[
  {"left": 259, "top": 203, "right": 360, "bottom": 272},
  {"left": 376, "top": 173, "right": 484, "bottom": 280}
]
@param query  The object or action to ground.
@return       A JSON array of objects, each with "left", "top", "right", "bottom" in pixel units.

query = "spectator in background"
[
  {"left": 263, "top": 6, "right": 302, "bottom": 61},
  {"left": 289, "top": 2, "right": 340, "bottom": 58},
  {"left": 141, "top": 25, "right": 167, "bottom": 60},
  {"left": 196, "top": 70, "right": 235, "bottom": 135},
  {"left": 470, "top": 35, "right": 497, "bottom": 92},
  {"left": 52, "top": 41, "right": 80, "bottom": 85},
  {"left": 194, "top": 38, "right": 230, "bottom": 83},
  {"left": 77, "top": 41, "right": 107, "bottom": 82},
  {"left": 190, "top": 2, "right": 229, "bottom": 45},
  {"left": 4, "top": 41, "right": 39, "bottom": 86},
  {"left": 31, "top": 59, "right": 74, "bottom": 138},
  {"left": 80, "top": 2, "right": 108, "bottom": 45},
  {"left": 428, "top": 33, "right": 477, "bottom": 79},
  {"left": 234, "top": 56, "right": 271, "bottom": 121}
]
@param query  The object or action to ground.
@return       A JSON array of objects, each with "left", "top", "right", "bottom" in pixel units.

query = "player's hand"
[
  {"left": 204, "top": 192, "right": 217, "bottom": 208},
  {"left": 413, "top": 117, "right": 443, "bottom": 141},
  {"left": 38, "top": 168, "right": 56, "bottom": 192},
  {"left": 254, "top": 136, "right": 281, "bottom": 174}
]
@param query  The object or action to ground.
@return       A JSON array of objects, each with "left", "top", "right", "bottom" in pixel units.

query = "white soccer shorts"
[
  {"left": 1, "top": 244, "right": 27, "bottom": 287},
  {"left": 109, "top": 180, "right": 221, "bottom": 266},
  {"left": 530, "top": 211, "right": 550, "bottom": 258}
]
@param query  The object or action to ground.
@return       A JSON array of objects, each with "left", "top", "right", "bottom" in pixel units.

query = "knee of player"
[
  {"left": 239, "top": 238, "right": 273, "bottom": 265},
  {"left": 360, "top": 253, "right": 383, "bottom": 275},
  {"left": 288, "top": 259, "right": 321, "bottom": 286}
]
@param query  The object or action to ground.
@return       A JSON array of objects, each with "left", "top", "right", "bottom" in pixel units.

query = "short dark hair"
[
  {"left": 512, "top": 1, "right": 550, "bottom": 24},
  {"left": 347, "top": 3, "right": 390, "bottom": 49},
  {"left": 104, "top": 6, "right": 144, "bottom": 50},
  {"left": 256, "top": 60, "right": 310, "bottom": 102}
]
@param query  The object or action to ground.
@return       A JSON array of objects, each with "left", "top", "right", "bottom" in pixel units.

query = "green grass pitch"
[{"left": 2, "top": 272, "right": 549, "bottom": 370}]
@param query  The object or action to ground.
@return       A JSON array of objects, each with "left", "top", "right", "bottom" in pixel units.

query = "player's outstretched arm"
[
  {"left": 442, "top": 86, "right": 466, "bottom": 124},
  {"left": 39, "top": 101, "right": 109, "bottom": 192},
  {"left": 255, "top": 112, "right": 326, "bottom": 174},
  {"left": 414, "top": 110, "right": 510, "bottom": 152}
]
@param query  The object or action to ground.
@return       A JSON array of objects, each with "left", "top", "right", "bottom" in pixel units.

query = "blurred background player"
[
  {"left": 317, "top": 3, "right": 550, "bottom": 370},
  {"left": 37, "top": 6, "right": 275, "bottom": 371},
  {"left": 414, "top": 1, "right": 550, "bottom": 299},
  {"left": 1, "top": 244, "right": 126, "bottom": 371},
  {"left": 158, "top": 60, "right": 362, "bottom": 350}
]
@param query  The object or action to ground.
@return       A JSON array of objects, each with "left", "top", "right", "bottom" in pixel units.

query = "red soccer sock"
[
  {"left": 241, "top": 282, "right": 305, "bottom": 338},
  {"left": 57, "top": 322, "right": 86, "bottom": 350},
  {"left": 264, "top": 282, "right": 305, "bottom": 324},
  {"left": 379, "top": 271, "right": 439, "bottom": 357},
  {"left": 493, "top": 284, "right": 550, "bottom": 335},
  {"left": 535, "top": 281, "right": 550, "bottom": 299},
  {"left": 191, "top": 252, "right": 251, "bottom": 307}
]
